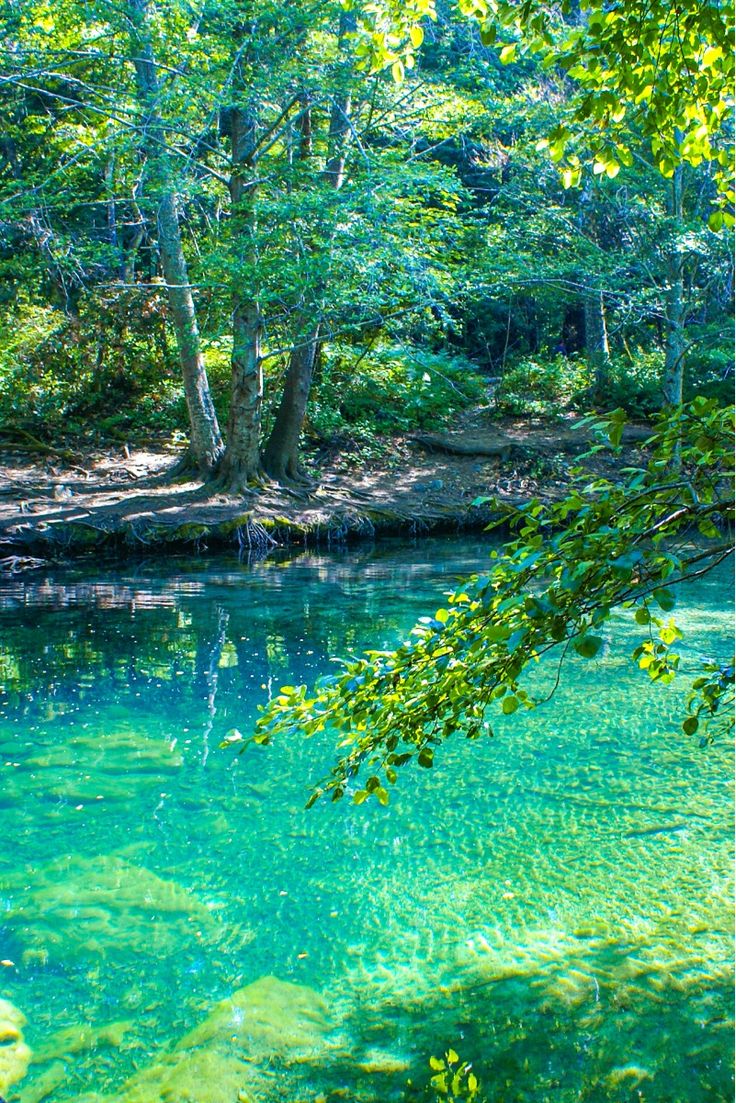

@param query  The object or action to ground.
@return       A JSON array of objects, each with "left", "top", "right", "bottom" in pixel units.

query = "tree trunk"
[
  {"left": 262, "top": 325, "right": 320, "bottom": 481},
  {"left": 156, "top": 191, "right": 225, "bottom": 472},
  {"left": 662, "top": 165, "right": 686, "bottom": 406},
  {"left": 583, "top": 284, "right": 610, "bottom": 392},
  {"left": 261, "top": 11, "right": 354, "bottom": 484},
  {"left": 578, "top": 179, "right": 610, "bottom": 394},
  {"left": 216, "top": 108, "right": 264, "bottom": 492},
  {"left": 218, "top": 300, "right": 263, "bottom": 489},
  {"left": 128, "top": 0, "right": 224, "bottom": 474}
]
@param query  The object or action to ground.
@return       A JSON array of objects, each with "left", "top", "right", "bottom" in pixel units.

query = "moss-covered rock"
[
  {"left": 0, "top": 997, "right": 31, "bottom": 1095},
  {"left": 107, "top": 1047, "right": 256, "bottom": 1103},
  {"left": 177, "top": 975, "right": 332, "bottom": 1057},
  {"left": 66, "top": 976, "right": 333, "bottom": 1103},
  {"left": 35, "top": 1019, "right": 133, "bottom": 1063},
  {"left": 19, "top": 1059, "right": 66, "bottom": 1103},
  {"left": 7, "top": 854, "right": 218, "bottom": 963}
]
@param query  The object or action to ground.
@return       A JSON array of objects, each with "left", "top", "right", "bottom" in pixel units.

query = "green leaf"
[
  {"left": 653, "top": 588, "right": 676, "bottom": 612},
  {"left": 501, "top": 694, "right": 519, "bottom": 714},
  {"left": 574, "top": 635, "right": 604, "bottom": 659},
  {"left": 391, "top": 59, "right": 405, "bottom": 82},
  {"left": 409, "top": 24, "right": 424, "bottom": 48}
]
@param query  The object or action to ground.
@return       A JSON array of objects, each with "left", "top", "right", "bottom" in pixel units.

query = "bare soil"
[{"left": 0, "top": 409, "right": 652, "bottom": 561}]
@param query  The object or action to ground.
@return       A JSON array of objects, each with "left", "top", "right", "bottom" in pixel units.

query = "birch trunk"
[
  {"left": 128, "top": 0, "right": 224, "bottom": 474},
  {"left": 583, "top": 284, "right": 611, "bottom": 392}
]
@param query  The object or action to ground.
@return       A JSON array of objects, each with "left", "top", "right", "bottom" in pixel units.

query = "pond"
[{"left": 0, "top": 536, "right": 733, "bottom": 1103}]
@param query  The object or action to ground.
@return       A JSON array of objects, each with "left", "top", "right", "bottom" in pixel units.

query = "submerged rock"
[
  {"left": 356, "top": 1048, "right": 411, "bottom": 1075},
  {"left": 605, "top": 1065, "right": 653, "bottom": 1088},
  {"left": 35, "top": 1019, "right": 133, "bottom": 1062},
  {"left": 8, "top": 854, "right": 218, "bottom": 963},
  {"left": 67, "top": 975, "right": 334, "bottom": 1103},
  {"left": 0, "top": 998, "right": 31, "bottom": 1095},
  {"left": 108, "top": 1047, "right": 256, "bottom": 1103},
  {"left": 177, "top": 975, "right": 332, "bottom": 1057},
  {"left": 19, "top": 1060, "right": 65, "bottom": 1103}
]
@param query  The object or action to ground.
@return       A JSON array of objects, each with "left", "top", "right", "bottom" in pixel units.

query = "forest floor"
[{"left": 0, "top": 407, "right": 651, "bottom": 562}]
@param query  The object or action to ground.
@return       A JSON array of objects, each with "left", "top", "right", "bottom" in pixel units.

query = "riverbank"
[{"left": 0, "top": 412, "right": 651, "bottom": 560}]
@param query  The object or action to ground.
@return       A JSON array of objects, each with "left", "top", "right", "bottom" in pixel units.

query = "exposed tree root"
[
  {"left": 410, "top": 432, "right": 516, "bottom": 459},
  {"left": 0, "top": 426, "right": 79, "bottom": 461},
  {"left": 261, "top": 453, "right": 315, "bottom": 489}
]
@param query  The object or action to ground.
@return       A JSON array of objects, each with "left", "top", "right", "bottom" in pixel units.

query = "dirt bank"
[{"left": 0, "top": 411, "right": 651, "bottom": 562}]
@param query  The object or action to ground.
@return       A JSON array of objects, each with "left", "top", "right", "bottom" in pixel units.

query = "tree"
[
  {"left": 261, "top": 10, "right": 355, "bottom": 484},
  {"left": 254, "top": 399, "right": 734, "bottom": 804},
  {"left": 127, "top": 0, "right": 225, "bottom": 473},
  {"left": 361, "top": 0, "right": 734, "bottom": 213},
  {"left": 216, "top": 101, "right": 264, "bottom": 491}
]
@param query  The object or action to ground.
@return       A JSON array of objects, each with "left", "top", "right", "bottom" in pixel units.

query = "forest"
[{"left": 0, "top": 1, "right": 734, "bottom": 1102}]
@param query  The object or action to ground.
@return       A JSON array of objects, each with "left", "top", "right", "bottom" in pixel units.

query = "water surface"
[{"left": 0, "top": 537, "right": 732, "bottom": 1102}]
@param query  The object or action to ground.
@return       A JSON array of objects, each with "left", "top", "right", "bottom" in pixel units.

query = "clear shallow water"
[{"left": 0, "top": 537, "right": 732, "bottom": 1103}]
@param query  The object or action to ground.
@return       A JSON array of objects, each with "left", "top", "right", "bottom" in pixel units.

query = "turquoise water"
[{"left": 0, "top": 537, "right": 732, "bottom": 1103}]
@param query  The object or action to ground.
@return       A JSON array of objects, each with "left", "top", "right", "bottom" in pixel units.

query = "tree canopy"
[{"left": 363, "top": 0, "right": 735, "bottom": 216}]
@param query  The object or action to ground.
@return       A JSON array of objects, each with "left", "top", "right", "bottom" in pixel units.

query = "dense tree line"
[{"left": 0, "top": 0, "right": 732, "bottom": 484}]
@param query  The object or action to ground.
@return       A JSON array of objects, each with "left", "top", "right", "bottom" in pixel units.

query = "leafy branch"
[{"left": 249, "top": 398, "right": 734, "bottom": 806}]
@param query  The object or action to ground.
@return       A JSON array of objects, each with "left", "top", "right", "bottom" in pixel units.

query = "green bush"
[
  {"left": 0, "top": 291, "right": 187, "bottom": 438},
  {"left": 495, "top": 354, "right": 591, "bottom": 416},
  {"left": 684, "top": 327, "right": 735, "bottom": 405},
  {"left": 598, "top": 351, "right": 664, "bottom": 416},
  {"left": 309, "top": 342, "right": 487, "bottom": 439},
  {"left": 495, "top": 345, "right": 731, "bottom": 419}
]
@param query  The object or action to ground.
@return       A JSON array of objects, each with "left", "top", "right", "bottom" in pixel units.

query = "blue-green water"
[{"left": 0, "top": 537, "right": 732, "bottom": 1103}]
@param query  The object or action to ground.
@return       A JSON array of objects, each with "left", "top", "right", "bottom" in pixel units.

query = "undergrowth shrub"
[
  {"left": 598, "top": 351, "right": 663, "bottom": 416},
  {"left": 684, "top": 327, "right": 735, "bottom": 405},
  {"left": 309, "top": 342, "right": 486, "bottom": 440},
  {"left": 0, "top": 291, "right": 189, "bottom": 438},
  {"left": 495, "top": 354, "right": 591, "bottom": 416}
]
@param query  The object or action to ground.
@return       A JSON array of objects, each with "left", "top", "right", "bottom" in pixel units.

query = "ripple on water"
[{"left": 0, "top": 541, "right": 732, "bottom": 1102}]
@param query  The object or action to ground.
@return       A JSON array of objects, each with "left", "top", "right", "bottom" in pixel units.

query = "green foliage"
[
  {"left": 496, "top": 343, "right": 734, "bottom": 420},
  {"left": 254, "top": 399, "right": 734, "bottom": 805},
  {"left": 428, "top": 1049, "right": 483, "bottom": 1102},
  {"left": 310, "top": 343, "right": 486, "bottom": 438},
  {"left": 683, "top": 659, "right": 735, "bottom": 744},
  {"left": 374, "top": 0, "right": 735, "bottom": 210},
  {"left": 0, "top": 292, "right": 186, "bottom": 437},
  {"left": 599, "top": 352, "right": 664, "bottom": 417},
  {"left": 0, "top": 0, "right": 732, "bottom": 469},
  {"left": 495, "top": 354, "right": 591, "bottom": 416},
  {"left": 684, "top": 327, "right": 736, "bottom": 405}
]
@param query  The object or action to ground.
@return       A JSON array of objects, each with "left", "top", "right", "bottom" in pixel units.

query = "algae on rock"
[
  {"left": 0, "top": 997, "right": 32, "bottom": 1096},
  {"left": 8, "top": 854, "right": 218, "bottom": 963},
  {"left": 35, "top": 1020, "right": 134, "bottom": 1063},
  {"left": 66, "top": 976, "right": 335, "bottom": 1103}
]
